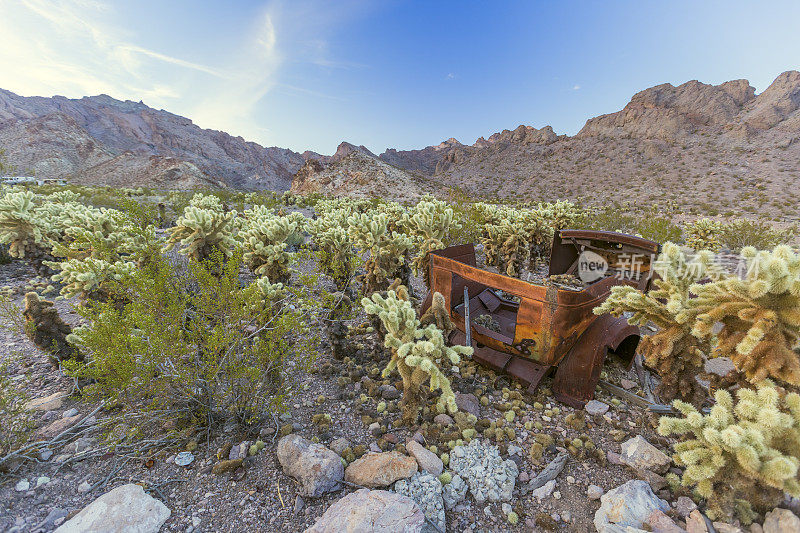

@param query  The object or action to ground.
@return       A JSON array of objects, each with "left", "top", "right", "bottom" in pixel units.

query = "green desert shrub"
[
  {"left": 66, "top": 252, "right": 316, "bottom": 428},
  {"left": 718, "top": 218, "right": 785, "bottom": 252},
  {"left": 683, "top": 218, "right": 724, "bottom": 251},
  {"left": 0, "top": 356, "right": 35, "bottom": 462}
]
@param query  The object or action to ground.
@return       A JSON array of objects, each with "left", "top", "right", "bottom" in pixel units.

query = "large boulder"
[
  {"left": 344, "top": 451, "right": 417, "bottom": 488},
  {"left": 54, "top": 484, "right": 170, "bottom": 533},
  {"left": 395, "top": 472, "right": 446, "bottom": 532},
  {"left": 593, "top": 480, "right": 669, "bottom": 533},
  {"left": 276, "top": 434, "right": 343, "bottom": 497},
  {"left": 304, "top": 489, "right": 425, "bottom": 533}
]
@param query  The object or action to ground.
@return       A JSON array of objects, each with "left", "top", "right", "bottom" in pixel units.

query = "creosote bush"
[
  {"left": 0, "top": 356, "right": 35, "bottom": 462},
  {"left": 67, "top": 252, "right": 316, "bottom": 429}
]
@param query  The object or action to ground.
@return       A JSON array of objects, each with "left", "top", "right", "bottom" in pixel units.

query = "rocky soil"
[{"left": 2, "top": 253, "right": 799, "bottom": 533}]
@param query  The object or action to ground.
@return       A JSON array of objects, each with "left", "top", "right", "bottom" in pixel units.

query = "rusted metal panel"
[{"left": 424, "top": 230, "right": 660, "bottom": 407}]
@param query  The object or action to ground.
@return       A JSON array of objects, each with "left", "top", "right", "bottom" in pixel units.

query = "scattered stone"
[
  {"left": 763, "top": 508, "right": 800, "bottom": 533},
  {"left": 40, "top": 448, "right": 53, "bottom": 461},
  {"left": 37, "top": 415, "right": 81, "bottom": 439},
  {"left": 675, "top": 496, "right": 698, "bottom": 518},
  {"left": 450, "top": 440, "right": 518, "bottom": 503},
  {"left": 434, "top": 414, "right": 454, "bottom": 426},
  {"left": 15, "top": 479, "right": 30, "bottom": 492},
  {"left": 25, "top": 392, "right": 65, "bottom": 411},
  {"left": 686, "top": 509, "right": 709, "bottom": 533},
  {"left": 54, "top": 484, "right": 170, "bottom": 533},
  {"left": 395, "top": 472, "right": 445, "bottom": 532},
  {"left": 40, "top": 509, "right": 69, "bottom": 531},
  {"left": 585, "top": 400, "right": 610, "bottom": 416},
  {"left": 442, "top": 474, "right": 468, "bottom": 510},
  {"left": 620, "top": 436, "right": 671, "bottom": 473},
  {"left": 329, "top": 437, "right": 351, "bottom": 457},
  {"left": 454, "top": 392, "right": 481, "bottom": 417},
  {"left": 78, "top": 481, "right": 92, "bottom": 493},
  {"left": 531, "top": 479, "right": 556, "bottom": 500},
  {"left": 379, "top": 384, "right": 401, "bottom": 400},
  {"left": 36, "top": 476, "right": 50, "bottom": 487},
  {"left": 647, "top": 509, "right": 686, "bottom": 533},
  {"left": 62, "top": 408, "right": 79, "bottom": 418},
  {"left": 620, "top": 379, "right": 637, "bottom": 390},
  {"left": 345, "top": 451, "right": 418, "bottom": 488},
  {"left": 713, "top": 523, "right": 746, "bottom": 533},
  {"left": 304, "top": 489, "right": 424, "bottom": 533},
  {"left": 406, "top": 440, "right": 443, "bottom": 476},
  {"left": 174, "top": 451, "right": 194, "bottom": 467},
  {"left": 593, "top": 480, "right": 669, "bottom": 533},
  {"left": 587, "top": 484, "right": 603, "bottom": 500},
  {"left": 277, "top": 434, "right": 344, "bottom": 497}
]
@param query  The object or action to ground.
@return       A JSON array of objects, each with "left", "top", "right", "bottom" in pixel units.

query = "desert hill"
[{"left": 0, "top": 89, "right": 320, "bottom": 189}]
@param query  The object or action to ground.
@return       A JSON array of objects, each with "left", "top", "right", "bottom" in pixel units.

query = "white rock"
[
  {"left": 15, "top": 479, "right": 30, "bottom": 492},
  {"left": 277, "top": 434, "right": 344, "bottom": 497},
  {"left": 78, "top": 481, "right": 93, "bottom": 493},
  {"left": 593, "top": 480, "right": 669, "bottom": 533},
  {"left": 620, "top": 436, "right": 671, "bottom": 473},
  {"left": 304, "top": 489, "right": 424, "bottom": 532},
  {"left": 587, "top": 484, "right": 604, "bottom": 500},
  {"left": 36, "top": 476, "right": 51, "bottom": 487},
  {"left": 531, "top": 480, "right": 556, "bottom": 500},
  {"left": 406, "top": 440, "right": 443, "bottom": 476},
  {"left": 55, "top": 484, "right": 170, "bottom": 533},
  {"left": 585, "top": 400, "right": 610, "bottom": 416}
]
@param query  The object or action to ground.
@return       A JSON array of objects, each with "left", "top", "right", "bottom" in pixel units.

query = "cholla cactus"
[
  {"left": 362, "top": 288, "right": 472, "bottom": 424},
  {"left": 241, "top": 206, "right": 298, "bottom": 281},
  {"left": 0, "top": 190, "right": 45, "bottom": 259},
  {"left": 684, "top": 218, "right": 724, "bottom": 251},
  {"left": 658, "top": 381, "right": 800, "bottom": 522},
  {"left": 51, "top": 258, "right": 137, "bottom": 300},
  {"left": 535, "top": 200, "right": 582, "bottom": 231},
  {"left": 23, "top": 292, "right": 82, "bottom": 367},
  {"left": 482, "top": 220, "right": 531, "bottom": 277},
  {"left": 311, "top": 219, "right": 357, "bottom": 289},
  {"left": 348, "top": 211, "right": 413, "bottom": 294},
  {"left": 277, "top": 210, "right": 308, "bottom": 247},
  {"left": 594, "top": 242, "right": 709, "bottom": 405},
  {"left": 691, "top": 245, "right": 800, "bottom": 386},
  {"left": 402, "top": 197, "right": 461, "bottom": 284},
  {"left": 246, "top": 277, "right": 289, "bottom": 322},
  {"left": 164, "top": 200, "right": 236, "bottom": 263}
]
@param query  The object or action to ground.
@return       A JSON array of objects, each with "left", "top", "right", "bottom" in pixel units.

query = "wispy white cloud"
[
  {"left": 0, "top": 0, "right": 282, "bottom": 143},
  {"left": 573, "top": 84, "right": 581, "bottom": 90}
]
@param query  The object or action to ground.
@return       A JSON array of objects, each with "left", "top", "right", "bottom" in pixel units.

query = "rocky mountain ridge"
[
  {"left": 3, "top": 71, "right": 800, "bottom": 209},
  {"left": 0, "top": 89, "right": 317, "bottom": 189}
]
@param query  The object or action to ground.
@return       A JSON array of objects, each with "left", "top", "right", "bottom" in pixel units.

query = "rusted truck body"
[{"left": 421, "top": 229, "right": 660, "bottom": 408}]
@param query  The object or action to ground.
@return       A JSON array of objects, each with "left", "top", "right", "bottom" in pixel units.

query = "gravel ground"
[{"left": 1, "top": 251, "right": 686, "bottom": 533}]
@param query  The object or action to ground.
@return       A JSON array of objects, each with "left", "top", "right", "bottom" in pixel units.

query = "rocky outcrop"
[
  {"left": 304, "top": 489, "right": 424, "bottom": 533},
  {"left": 54, "top": 484, "right": 170, "bottom": 533},
  {"left": 741, "top": 70, "right": 800, "bottom": 130},
  {"left": 290, "top": 150, "right": 435, "bottom": 200}
]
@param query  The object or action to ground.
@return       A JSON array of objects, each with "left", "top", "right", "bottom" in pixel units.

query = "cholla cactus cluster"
[
  {"left": 658, "top": 381, "right": 800, "bottom": 522},
  {"left": 240, "top": 205, "right": 298, "bottom": 281},
  {"left": 691, "top": 245, "right": 800, "bottom": 386},
  {"left": 164, "top": 194, "right": 237, "bottom": 263},
  {"left": 402, "top": 196, "right": 461, "bottom": 284},
  {"left": 347, "top": 211, "right": 413, "bottom": 293},
  {"left": 311, "top": 211, "right": 357, "bottom": 289},
  {"left": 0, "top": 190, "right": 45, "bottom": 259},
  {"left": 245, "top": 276, "right": 289, "bottom": 322},
  {"left": 594, "top": 242, "right": 709, "bottom": 405},
  {"left": 683, "top": 218, "right": 724, "bottom": 251},
  {"left": 477, "top": 202, "right": 557, "bottom": 277},
  {"left": 51, "top": 258, "right": 137, "bottom": 300},
  {"left": 362, "top": 288, "right": 472, "bottom": 424}
]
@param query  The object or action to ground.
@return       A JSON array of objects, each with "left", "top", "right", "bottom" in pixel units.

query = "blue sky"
[{"left": 2, "top": 0, "right": 799, "bottom": 154}]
